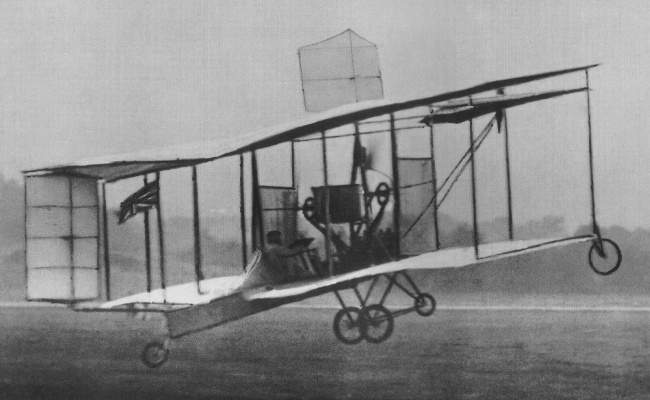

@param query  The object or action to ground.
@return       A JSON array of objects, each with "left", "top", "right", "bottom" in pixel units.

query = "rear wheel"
[
  {"left": 333, "top": 307, "right": 364, "bottom": 345},
  {"left": 360, "top": 305, "right": 394, "bottom": 344},
  {"left": 141, "top": 341, "right": 169, "bottom": 368},
  {"left": 414, "top": 293, "right": 436, "bottom": 317}
]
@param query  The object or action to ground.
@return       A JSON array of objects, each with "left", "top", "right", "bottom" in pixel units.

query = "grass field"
[{"left": 1, "top": 305, "right": 649, "bottom": 399}]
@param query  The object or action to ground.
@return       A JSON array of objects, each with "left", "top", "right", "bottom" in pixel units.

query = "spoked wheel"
[
  {"left": 333, "top": 307, "right": 364, "bottom": 345},
  {"left": 360, "top": 305, "right": 394, "bottom": 344},
  {"left": 141, "top": 341, "right": 169, "bottom": 368},
  {"left": 588, "top": 238, "right": 622, "bottom": 276},
  {"left": 414, "top": 293, "right": 436, "bottom": 317}
]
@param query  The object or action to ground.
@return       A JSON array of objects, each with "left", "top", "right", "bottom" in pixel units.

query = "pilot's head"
[{"left": 267, "top": 230, "right": 283, "bottom": 245}]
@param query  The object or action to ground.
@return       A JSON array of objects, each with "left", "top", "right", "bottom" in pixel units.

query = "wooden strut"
[
  {"left": 101, "top": 181, "right": 111, "bottom": 301},
  {"left": 239, "top": 154, "right": 248, "bottom": 269},
  {"left": 390, "top": 113, "right": 401, "bottom": 258},
  {"left": 155, "top": 172, "right": 167, "bottom": 303},
  {"left": 428, "top": 106, "right": 440, "bottom": 250},
  {"left": 498, "top": 89, "right": 515, "bottom": 241},
  {"left": 143, "top": 176, "right": 152, "bottom": 292},
  {"left": 585, "top": 70, "right": 600, "bottom": 239},
  {"left": 68, "top": 177, "right": 75, "bottom": 299},
  {"left": 321, "top": 130, "right": 333, "bottom": 277},
  {"left": 192, "top": 166, "right": 204, "bottom": 294},
  {"left": 251, "top": 151, "right": 264, "bottom": 249},
  {"left": 468, "top": 115, "right": 480, "bottom": 259}
]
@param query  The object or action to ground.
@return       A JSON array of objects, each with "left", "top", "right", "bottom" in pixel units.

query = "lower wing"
[{"left": 246, "top": 235, "right": 596, "bottom": 301}]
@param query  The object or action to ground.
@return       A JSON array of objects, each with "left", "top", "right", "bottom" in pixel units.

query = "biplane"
[{"left": 22, "top": 64, "right": 622, "bottom": 368}]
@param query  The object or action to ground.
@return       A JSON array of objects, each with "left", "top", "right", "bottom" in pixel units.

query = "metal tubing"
[
  {"left": 333, "top": 290, "right": 347, "bottom": 309},
  {"left": 192, "top": 167, "right": 204, "bottom": 293},
  {"left": 386, "top": 273, "right": 416, "bottom": 299},
  {"left": 352, "top": 285, "right": 366, "bottom": 307},
  {"left": 379, "top": 274, "right": 395, "bottom": 306},
  {"left": 101, "top": 182, "right": 111, "bottom": 301},
  {"left": 429, "top": 106, "right": 440, "bottom": 250},
  {"left": 363, "top": 276, "right": 379, "bottom": 304},
  {"left": 143, "top": 176, "right": 152, "bottom": 292},
  {"left": 469, "top": 116, "right": 480, "bottom": 259},
  {"left": 389, "top": 113, "right": 401, "bottom": 257},
  {"left": 400, "top": 271, "right": 422, "bottom": 296},
  {"left": 321, "top": 130, "right": 333, "bottom": 277},
  {"left": 585, "top": 70, "right": 600, "bottom": 238},
  {"left": 239, "top": 154, "right": 248, "bottom": 269},
  {"left": 155, "top": 172, "right": 167, "bottom": 302}
]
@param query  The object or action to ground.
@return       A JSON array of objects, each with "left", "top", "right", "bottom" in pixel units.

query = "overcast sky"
[{"left": 1, "top": 0, "right": 648, "bottom": 230}]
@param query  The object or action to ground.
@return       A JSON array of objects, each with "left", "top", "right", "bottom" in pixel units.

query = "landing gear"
[
  {"left": 360, "top": 304, "right": 394, "bottom": 344},
  {"left": 414, "top": 293, "right": 436, "bottom": 317},
  {"left": 141, "top": 339, "right": 170, "bottom": 368},
  {"left": 333, "top": 307, "right": 364, "bottom": 345},
  {"left": 331, "top": 272, "right": 435, "bottom": 345},
  {"left": 588, "top": 238, "right": 622, "bottom": 276}
]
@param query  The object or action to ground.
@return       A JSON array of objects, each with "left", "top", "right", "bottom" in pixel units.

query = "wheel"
[
  {"left": 333, "top": 307, "right": 364, "bottom": 345},
  {"left": 140, "top": 341, "right": 169, "bottom": 368},
  {"left": 375, "top": 183, "right": 391, "bottom": 206},
  {"left": 588, "top": 238, "right": 622, "bottom": 276},
  {"left": 360, "top": 305, "right": 394, "bottom": 344},
  {"left": 414, "top": 293, "right": 436, "bottom": 317}
]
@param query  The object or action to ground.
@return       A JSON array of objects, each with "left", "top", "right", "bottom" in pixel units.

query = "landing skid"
[{"left": 331, "top": 271, "right": 436, "bottom": 345}]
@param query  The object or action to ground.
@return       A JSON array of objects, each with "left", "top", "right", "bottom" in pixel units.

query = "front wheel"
[
  {"left": 141, "top": 341, "right": 169, "bottom": 368},
  {"left": 360, "top": 305, "right": 394, "bottom": 344},
  {"left": 333, "top": 307, "right": 364, "bottom": 345},
  {"left": 414, "top": 293, "right": 436, "bottom": 317},
  {"left": 588, "top": 238, "right": 622, "bottom": 276}
]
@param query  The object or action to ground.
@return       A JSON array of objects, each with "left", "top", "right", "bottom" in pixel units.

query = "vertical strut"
[
  {"left": 155, "top": 172, "right": 167, "bottom": 303},
  {"left": 428, "top": 106, "right": 440, "bottom": 250},
  {"left": 291, "top": 140, "right": 296, "bottom": 189},
  {"left": 101, "top": 182, "right": 111, "bottom": 301},
  {"left": 143, "top": 176, "right": 152, "bottom": 292},
  {"left": 251, "top": 151, "right": 264, "bottom": 249},
  {"left": 321, "top": 130, "right": 333, "bottom": 277},
  {"left": 192, "top": 166, "right": 204, "bottom": 293},
  {"left": 469, "top": 116, "right": 480, "bottom": 259},
  {"left": 498, "top": 89, "right": 515, "bottom": 241},
  {"left": 389, "top": 113, "right": 401, "bottom": 258},
  {"left": 239, "top": 154, "right": 248, "bottom": 269},
  {"left": 585, "top": 70, "right": 600, "bottom": 239}
]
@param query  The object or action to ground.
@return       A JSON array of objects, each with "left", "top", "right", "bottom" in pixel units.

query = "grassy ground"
[{"left": 0, "top": 306, "right": 649, "bottom": 399}]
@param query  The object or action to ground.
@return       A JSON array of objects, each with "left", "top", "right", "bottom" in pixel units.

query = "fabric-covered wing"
[
  {"left": 25, "top": 65, "right": 597, "bottom": 182},
  {"left": 421, "top": 88, "right": 587, "bottom": 125},
  {"left": 246, "top": 236, "right": 595, "bottom": 301}
]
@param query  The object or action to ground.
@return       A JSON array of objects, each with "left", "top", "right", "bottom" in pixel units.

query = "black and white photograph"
[{"left": 0, "top": 1, "right": 648, "bottom": 399}]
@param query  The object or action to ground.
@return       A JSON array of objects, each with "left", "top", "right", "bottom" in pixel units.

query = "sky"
[{"left": 1, "top": 0, "right": 649, "bottom": 231}]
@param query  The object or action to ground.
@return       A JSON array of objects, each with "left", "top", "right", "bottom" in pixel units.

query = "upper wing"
[
  {"left": 25, "top": 65, "right": 596, "bottom": 182},
  {"left": 421, "top": 88, "right": 587, "bottom": 125},
  {"left": 246, "top": 235, "right": 596, "bottom": 301}
]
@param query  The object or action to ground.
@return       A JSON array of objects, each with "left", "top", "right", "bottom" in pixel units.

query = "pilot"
[{"left": 262, "top": 230, "right": 308, "bottom": 282}]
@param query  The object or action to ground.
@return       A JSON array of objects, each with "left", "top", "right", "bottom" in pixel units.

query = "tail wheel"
[
  {"left": 588, "top": 238, "right": 622, "bottom": 276},
  {"left": 333, "top": 307, "right": 364, "bottom": 345},
  {"left": 414, "top": 293, "right": 436, "bottom": 317},
  {"left": 141, "top": 341, "right": 169, "bottom": 368},
  {"left": 360, "top": 305, "right": 394, "bottom": 344}
]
